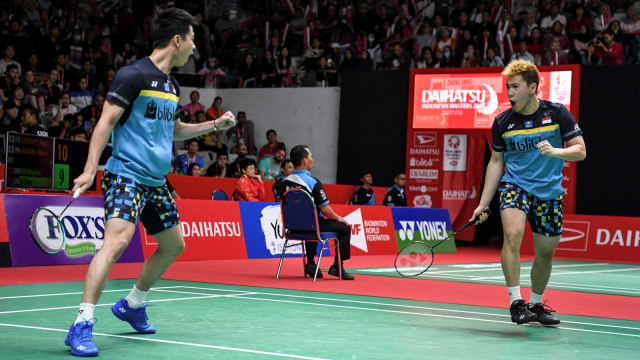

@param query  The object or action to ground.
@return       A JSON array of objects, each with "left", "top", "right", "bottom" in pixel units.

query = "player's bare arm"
[
  {"left": 537, "top": 135, "right": 586, "bottom": 161},
  {"left": 174, "top": 111, "right": 236, "bottom": 140}
]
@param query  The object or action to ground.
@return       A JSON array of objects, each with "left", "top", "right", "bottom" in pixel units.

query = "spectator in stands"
[
  {"left": 206, "top": 96, "right": 224, "bottom": 120},
  {"left": 542, "top": 39, "right": 569, "bottom": 65},
  {"left": 543, "top": 21, "right": 570, "bottom": 53},
  {"left": 238, "top": 53, "right": 257, "bottom": 88},
  {"left": 8, "top": 105, "right": 48, "bottom": 136},
  {"left": 356, "top": 49, "right": 374, "bottom": 70},
  {"left": 258, "top": 129, "right": 284, "bottom": 160},
  {"left": 383, "top": 42, "right": 414, "bottom": 70},
  {"left": 483, "top": 47, "right": 504, "bottom": 67},
  {"left": 568, "top": 5, "right": 592, "bottom": 36},
  {"left": 528, "top": 27, "right": 545, "bottom": 64},
  {"left": 194, "top": 110, "right": 226, "bottom": 153},
  {"left": 25, "top": 54, "right": 46, "bottom": 81},
  {"left": 52, "top": 91, "right": 78, "bottom": 124},
  {"left": 276, "top": 46, "right": 296, "bottom": 87},
  {"left": 593, "top": 3, "right": 614, "bottom": 33},
  {"left": 593, "top": 29, "right": 623, "bottom": 64},
  {"left": 215, "top": 9, "right": 237, "bottom": 36},
  {"left": 79, "top": 93, "right": 104, "bottom": 126},
  {"left": 187, "top": 163, "right": 203, "bottom": 176},
  {"left": 180, "top": 90, "right": 205, "bottom": 120},
  {"left": 417, "top": 47, "right": 439, "bottom": 68},
  {"left": 227, "top": 111, "right": 256, "bottom": 155},
  {"left": 316, "top": 56, "right": 338, "bottom": 86},
  {"left": 2, "top": 86, "right": 25, "bottom": 127},
  {"left": 460, "top": 44, "right": 480, "bottom": 68},
  {"left": 0, "top": 63, "right": 21, "bottom": 103},
  {"left": 413, "top": 21, "right": 436, "bottom": 54},
  {"left": 198, "top": 57, "right": 227, "bottom": 88},
  {"left": 339, "top": 48, "right": 357, "bottom": 72},
  {"left": 70, "top": 78, "right": 95, "bottom": 109},
  {"left": 511, "top": 40, "right": 536, "bottom": 63},
  {"left": 205, "top": 151, "right": 229, "bottom": 177},
  {"left": 40, "top": 68, "right": 62, "bottom": 106},
  {"left": 174, "top": 138, "right": 205, "bottom": 175},
  {"left": 540, "top": 3, "right": 567, "bottom": 35},
  {"left": 20, "top": 70, "right": 45, "bottom": 113},
  {"left": 113, "top": 42, "right": 137, "bottom": 69},
  {"left": 0, "top": 45, "right": 21, "bottom": 76},
  {"left": 435, "top": 27, "right": 456, "bottom": 58},
  {"left": 352, "top": 171, "right": 375, "bottom": 205},
  {"left": 259, "top": 50, "right": 278, "bottom": 87},
  {"left": 438, "top": 46, "right": 456, "bottom": 68},
  {"left": 259, "top": 143, "right": 286, "bottom": 180},
  {"left": 233, "top": 158, "right": 265, "bottom": 201},
  {"left": 519, "top": 12, "right": 539, "bottom": 39},
  {"left": 227, "top": 143, "right": 248, "bottom": 178},
  {"left": 272, "top": 159, "right": 294, "bottom": 201},
  {"left": 383, "top": 172, "right": 407, "bottom": 206},
  {"left": 70, "top": 127, "right": 88, "bottom": 142}
]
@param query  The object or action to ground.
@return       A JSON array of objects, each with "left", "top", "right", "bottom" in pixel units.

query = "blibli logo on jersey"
[
  {"left": 506, "top": 134, "right": 556, "bottom": 152},
  {"left": 144, "top": 100, "right": 174, "bottom": 121}
]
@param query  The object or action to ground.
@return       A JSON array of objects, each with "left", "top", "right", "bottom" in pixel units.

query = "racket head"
[
  {"left": 394, "top": 241, "right": 434, "bottom": 277},
  {"left": 29, "top": 207, "right": 66, "bottom": 254}
]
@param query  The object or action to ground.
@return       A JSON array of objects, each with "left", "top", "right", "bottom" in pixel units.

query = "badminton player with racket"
[
  {"left": 63, "top": 8, "right": 237, "bottom": 357},
  {"left": 471, "top": 60, "right": 586, "bottom": 326}
]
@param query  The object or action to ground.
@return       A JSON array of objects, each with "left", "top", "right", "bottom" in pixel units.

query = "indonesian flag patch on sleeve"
[{"left": 542, "top": 116, "right": 552, "bottom": 124}]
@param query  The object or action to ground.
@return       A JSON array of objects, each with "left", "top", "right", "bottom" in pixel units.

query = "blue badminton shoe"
[
  {"left": 65, "top": 319, "right": 99, "bottom": 357},
  {"left": 111, "top": 298, "right": 156, "bottom": 334}
]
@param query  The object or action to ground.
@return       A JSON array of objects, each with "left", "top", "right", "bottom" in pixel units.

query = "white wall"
[{"left": 180, "top": 87, "right": 341, "bottom": 183}]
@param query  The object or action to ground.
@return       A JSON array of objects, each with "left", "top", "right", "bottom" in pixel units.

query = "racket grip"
[{"left": 73, "top": 189, "right": 82, "bottom": 199}]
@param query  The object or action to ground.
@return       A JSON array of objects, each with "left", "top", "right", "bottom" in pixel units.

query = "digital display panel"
[{"left": 412, "top": 70, "right": 574, "bottom": 129}]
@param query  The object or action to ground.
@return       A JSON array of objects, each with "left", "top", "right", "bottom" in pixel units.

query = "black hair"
[
  {"left": 19, "top": 105, "right": 39, "bottom": 122},
  {"left": 70, "top": 127, "right": 87, "bottom": 138},
  {"left": 266, "top": 129, "right": 276, "bottom": 137},
  {"left": 281, "top": 159, "right": 292, "bottom": 169},
  {"left": 151, "top": 7, "right": 198, "bottom": 49},
  {"left": 190, "top": 90, "right": 199, "bottom": 97},
  {"left": 239, "top": 158, "right": 257, "bottom": 171},
  {"left": 194, "top": 110, "right": 204, "bottom": 117},
  {"left": 187, "top": 162, "right": 201, "bottom": 175},
  {"left": 290, "top": 145, "right": 310, "bottom": 167},
  {"left": 214, "top": 96, "right": 222, "bottom": 103},
  {"left": 394, "top": 171, "right": 406, "bottom": 179},
  {"left": 359, "top": 171, "right": 372, "bottom": 179},
  {"left": 186, "top": 138, "right": 199, "bottom": 145}
]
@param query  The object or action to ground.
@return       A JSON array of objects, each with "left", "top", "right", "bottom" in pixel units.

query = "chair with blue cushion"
[
  {"left": 211, "top": 189, "right": 229, "bottom": 200},
  {"left": 276, "top": 188, "right": 342, "bottom": 281}
]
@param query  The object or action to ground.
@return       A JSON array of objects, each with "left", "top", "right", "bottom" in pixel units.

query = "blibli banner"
[
  {"left": 239, "top": 201, "right": 329, "bottom": 259},
  {"left": 3, "top": 194, "right": 144, "bottom": 266},
  {"left": 391, "top": 207, "right": 455, "bottom": 253}
]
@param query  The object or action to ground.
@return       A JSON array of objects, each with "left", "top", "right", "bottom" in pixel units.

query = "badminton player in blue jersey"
[
  {"left": 64, "top": 7, "right": 236, "bottom": 357},
  {"left": 472, "top": 60, "right": 586, "bottom": 326}
]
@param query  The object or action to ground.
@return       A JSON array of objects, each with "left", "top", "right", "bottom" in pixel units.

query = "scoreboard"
[{"left": 4, "top": 133, "right": 96, "bottom": 191}]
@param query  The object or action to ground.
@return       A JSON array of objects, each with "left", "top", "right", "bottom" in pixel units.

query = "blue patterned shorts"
[
  {"left": 102, "top": 171, "right": 180, "bottom": 235},
  {"left": 498, "top": 182, "right": 563, "bottom": 237}
]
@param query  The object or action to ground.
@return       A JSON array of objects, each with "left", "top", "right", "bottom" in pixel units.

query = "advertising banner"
[
  {"left": 140, "top": 199, "right": 247, "bottom": 261},
  {"left": 406, "top": 131, "right": 443, "bottom": 209},
  {"left": 0, "top": 195, "right": 8, "bottom": 243},
  {"left": 522, "top": 214, "right": 640, "bottom": 263},
  {"left": 330, "top": 204, "right": 399, "bottom": 256},
  {"left": 3, "top": 194, "right": 144, "bottom": 266},
  {"left": 391, "top": 207, "right": 455, "bottom": 253},
  {"left": 239, "top": 201, "right": 329, "bottom": 259}
]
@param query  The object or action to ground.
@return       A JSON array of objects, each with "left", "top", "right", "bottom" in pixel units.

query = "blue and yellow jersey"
[
  {"left": 491, "top": 100, "right": 582, "bottom": 200},
  {"left": 104, "top": 57, "right": 180, "bottom": 186}
]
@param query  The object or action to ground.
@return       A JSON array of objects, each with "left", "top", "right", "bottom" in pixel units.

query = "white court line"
[
  {"left": 0, "top": 323, "right": 329, "bottom": 360},
  {"left": 177, "top": 286, "right": 640, "bottom": 333},
  {"left": 475, "top": 267, "right": 640, "bottom": 280},
  {"left": 0, "top": 285, "right": 186, "bottom": 300}
]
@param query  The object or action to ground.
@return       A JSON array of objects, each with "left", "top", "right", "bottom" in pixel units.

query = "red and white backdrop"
[{"left": 406, "top": 66, "right": 581, "bottom": 240}]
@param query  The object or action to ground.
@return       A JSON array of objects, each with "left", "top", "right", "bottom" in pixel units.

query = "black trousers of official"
[{"left": 306, "top": 218, "right": 351, "bottom": 265}]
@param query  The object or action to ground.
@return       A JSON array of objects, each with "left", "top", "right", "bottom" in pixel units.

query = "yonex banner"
[
  {"left": 239, "top": 201, "right": 330, "bottom": 259},
  {"left": 391, "top": 207, "right": 455, "bottom": 254},
  {"left": 140, "top": 199, "right": 247, "bottom": 261},
  {"left": 3, "top": 194, "right": 144, "bottom": 266},
  {"left": 522, "top": 214, "right": 640, "bottom": 263}
]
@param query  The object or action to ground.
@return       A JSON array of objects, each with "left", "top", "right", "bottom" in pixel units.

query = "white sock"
[
  {"left": 74, "top": 303, "right": 95, "bottom": 325},
  {"left": 508, "top": 286, "right": 522, "bottom": 304},
  {"left": 125, "top": 285, "right": 148, "bottom": 309},
  {"left": 530, "top": 292, "right": 544, "bottom": 305}
]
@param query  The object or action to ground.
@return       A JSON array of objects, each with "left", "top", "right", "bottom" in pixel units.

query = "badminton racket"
[
  {"left": 29, "top": 189, "right": 81, "bottom": 254},
  {"left": 394, "top": 209, "right": 491, "bottom": 277}
]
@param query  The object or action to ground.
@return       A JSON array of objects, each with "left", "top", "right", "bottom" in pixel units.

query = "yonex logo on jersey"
[{"left": 508, "top": 124, "right": 515, "bottom": 130}]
